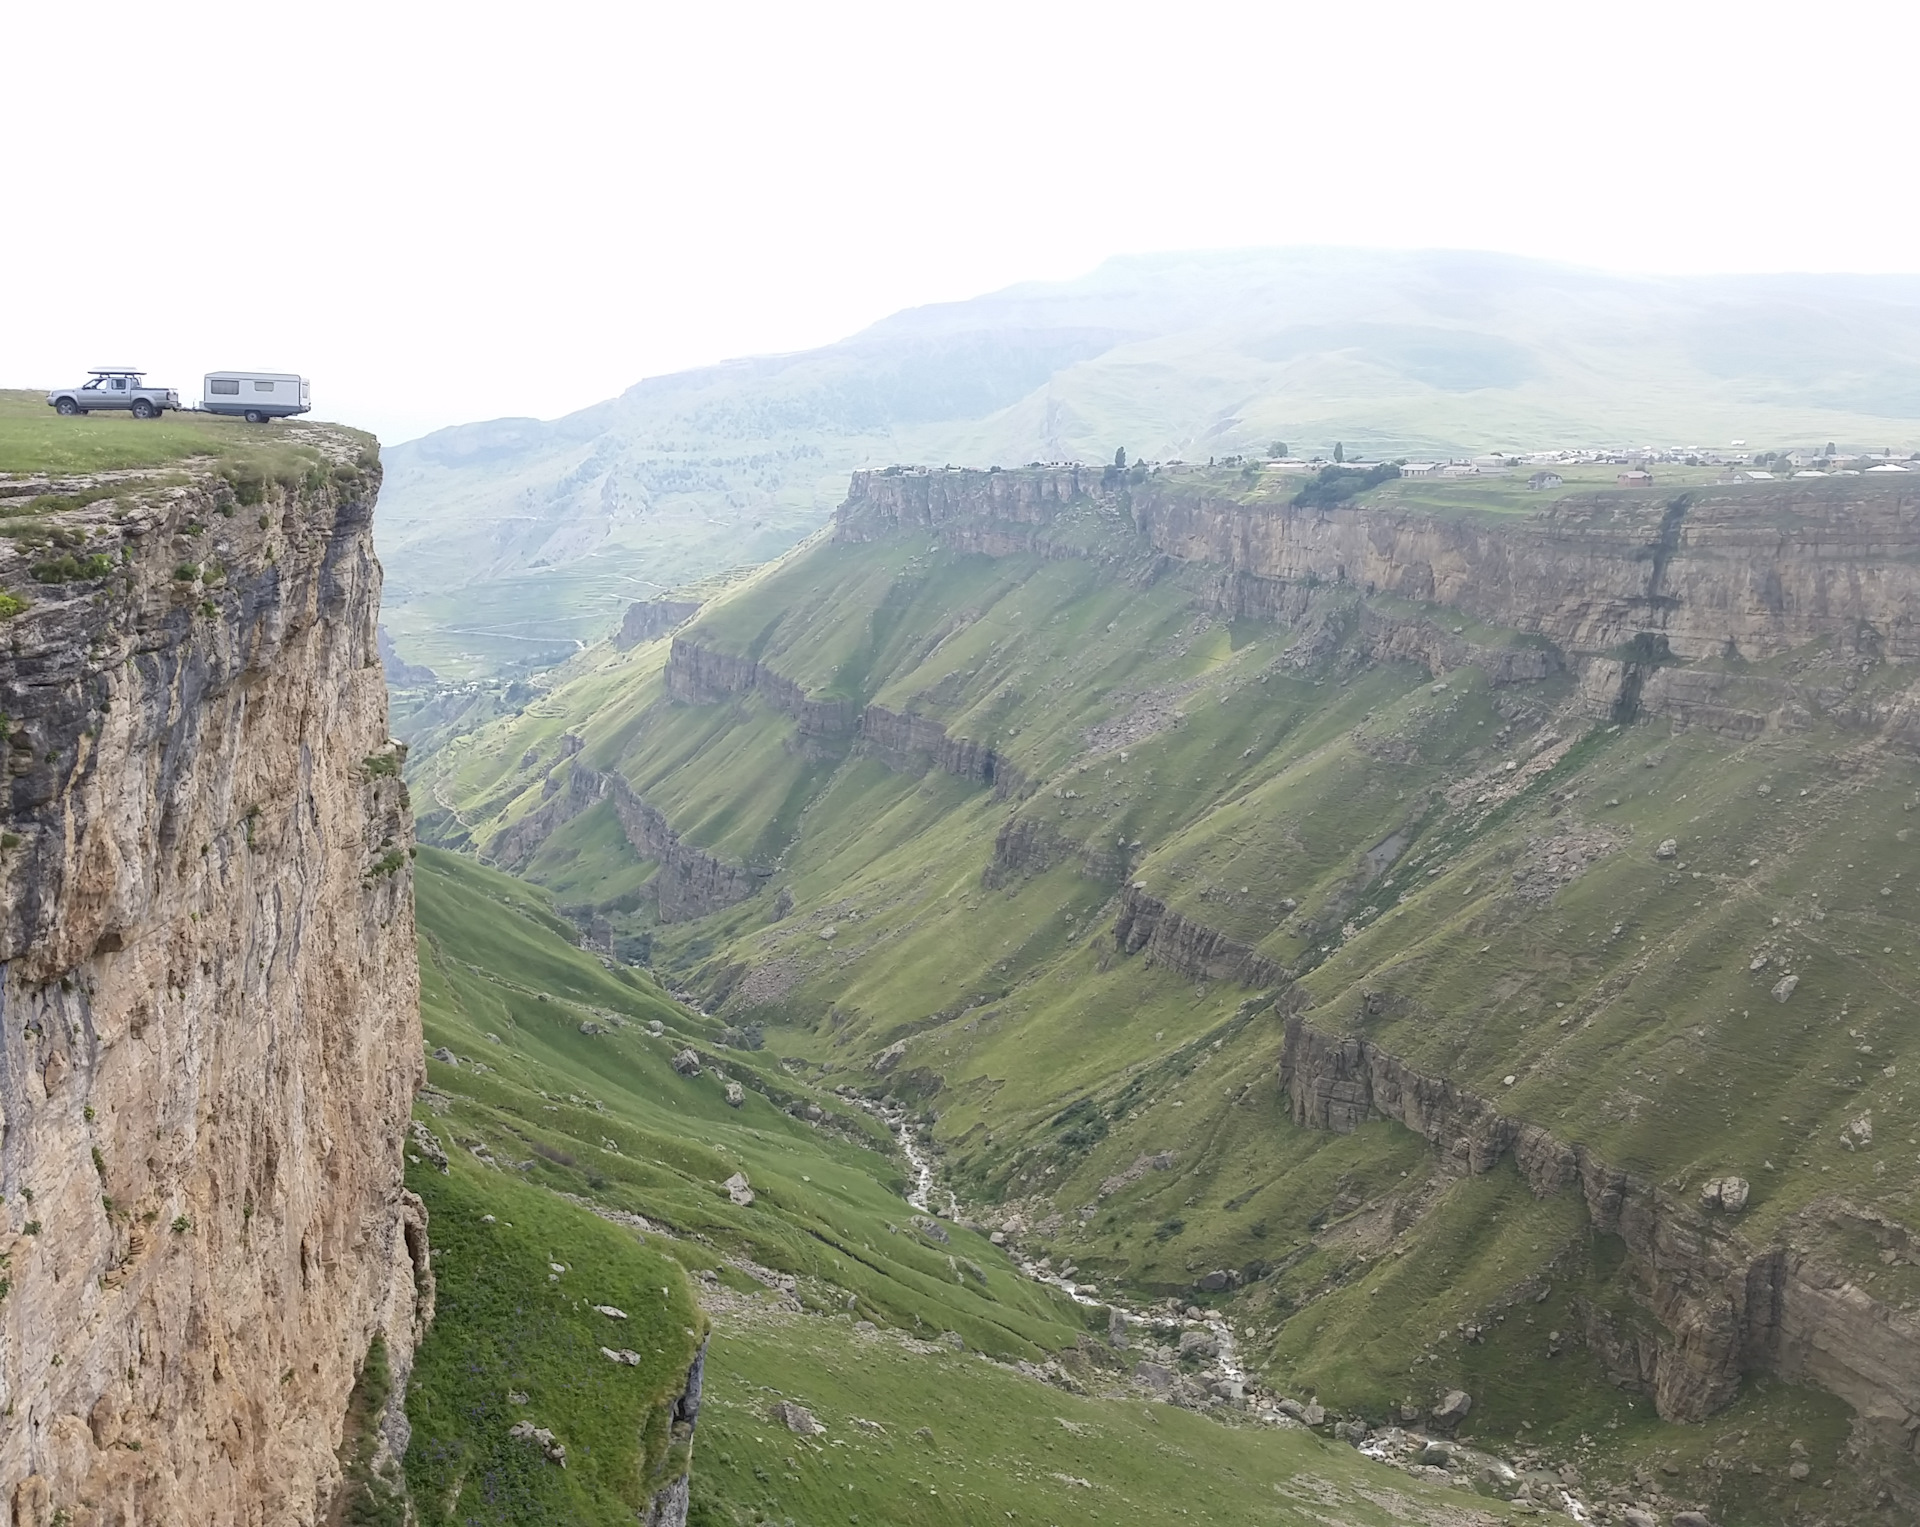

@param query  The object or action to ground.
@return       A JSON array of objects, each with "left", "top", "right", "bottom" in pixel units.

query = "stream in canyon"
[{"left": 852, "top": 1092, "right": 1591, "bottom": 1521}]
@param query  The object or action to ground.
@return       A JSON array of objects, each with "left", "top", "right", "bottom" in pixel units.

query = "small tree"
[
  {"left": 1333, "top": 442, "right": 1345, "bottom": 463},
  {"left": 1113, "top": 447, "right": 1127, "bottom": 469},
  {"left": 1268, "top": 441, "right": 1288, "bottom": 459},
  {"left": 1824, "top": 441, "right": 1836, "bottom": 457}
]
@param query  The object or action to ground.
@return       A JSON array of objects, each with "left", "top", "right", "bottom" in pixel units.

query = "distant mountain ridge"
[{"left": 376, "top": 247, "right": 1920, "bottom": 678}]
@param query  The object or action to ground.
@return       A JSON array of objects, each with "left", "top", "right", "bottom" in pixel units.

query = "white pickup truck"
[{"left": 47, "top": 370, "right": 180, "bottom": 419}]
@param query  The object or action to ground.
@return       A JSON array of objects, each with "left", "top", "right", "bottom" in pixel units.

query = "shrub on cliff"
[
  {"left": 1291, "top": 460, "right": 1401, "bottom": 510},
  {"left": 29, "top": 552, "right": 114, "bottom": 583}
]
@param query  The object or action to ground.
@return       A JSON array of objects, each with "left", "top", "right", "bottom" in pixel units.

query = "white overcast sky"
[{"left": 6, "top": 0, "right": 1917, "bottom": 445}]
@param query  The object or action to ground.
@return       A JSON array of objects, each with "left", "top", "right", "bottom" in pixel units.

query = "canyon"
[{"left": 411, "top": 456, "right": 1920, "bottom": 1521}]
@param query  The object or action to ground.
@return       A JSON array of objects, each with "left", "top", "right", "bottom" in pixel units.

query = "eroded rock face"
[
  {"left": 665, "top": 638, "right": 856, "bottom": 747},
  {"left": 615, "top": 599, "right": 701, "bottom": 650},
  {"left": 0, "top": 445, "right": 427, "bottom": 1524},
  {"left": 860, "top": 704, "right": 1025, "bottom": 793},
  {"left": 838, "top": 467, "right": 1920, "bottom": 734},
  {"left": 1112, "top": 884, "right": 1287, "bottom": 989},
  {"left": 1278, "top": 1016, "right": 1920, "bottom": 1438}
]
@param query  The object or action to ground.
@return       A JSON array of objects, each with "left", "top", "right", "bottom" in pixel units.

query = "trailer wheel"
[
  {"left": 132, "top": 398, "right": 158, "bottom": 419},
  {"left": 243, "top": 409, "right": 267, "bottom": 425},
  {"left": 55, "top": 397, "right": 80, "bottom": 416}
]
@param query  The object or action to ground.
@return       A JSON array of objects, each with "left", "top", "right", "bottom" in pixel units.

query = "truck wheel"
[
  {"left": 55, "top": 397, "right": 79, "bottom": 416},
  {"left": 132, "top": 399, "right": 158, "bottom": 419},
  {"left": 244, "top": 410, "right": 266, "bottom": 425}
]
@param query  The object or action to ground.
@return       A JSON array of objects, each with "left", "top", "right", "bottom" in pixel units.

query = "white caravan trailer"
[{"left": 202, "top": 371, "right": 310, "bottom": 423}]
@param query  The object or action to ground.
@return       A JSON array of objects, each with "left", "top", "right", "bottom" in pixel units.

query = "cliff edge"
[{"left": 0, "top": 432, "right": 427, "bottom": 1525}]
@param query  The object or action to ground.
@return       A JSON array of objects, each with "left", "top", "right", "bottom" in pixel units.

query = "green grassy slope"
[
  {"left": 406, "top": 850, "right": 1511, "bottom": 1526},
  {"left": 407, "top": 474, "right": 1920, "bottom": 1520}
]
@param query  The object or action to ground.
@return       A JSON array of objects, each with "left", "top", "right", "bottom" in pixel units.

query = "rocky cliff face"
[
  {"left": 839, "top": 467, "right": 1920, "bottom": 732},
  {"left": 1112, "top": 886, "right": 1287, "bottom": 990},
  {"left": 859, "top": 704, "right": 1027, "bottom": 796},
  {"left": 489, "top": 760, "right": 767, "bottom": 923},
  {"left": 665, "top": 637, "right": 856, "bottom": 750},
  {"left": 0, "top": 444, "right": 427, "bottom": 1525},
  {"left": 1279, "top": 1015, "right": 1920, "bottom": 1450},
  {"left": 615, "top": 599, "right": 702, "bottom": 651}
]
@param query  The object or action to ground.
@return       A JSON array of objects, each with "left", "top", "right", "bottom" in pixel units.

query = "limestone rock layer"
[{"left": 0, "top": 441, "right": 425, "bottom": 1526}]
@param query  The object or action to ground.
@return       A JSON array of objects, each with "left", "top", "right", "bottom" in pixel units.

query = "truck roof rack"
[{"left": 87, "top": 367, "right": 145, "bottom": 376}]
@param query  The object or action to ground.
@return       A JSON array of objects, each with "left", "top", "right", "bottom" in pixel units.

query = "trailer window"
[
  {"left": 210, "top": 379, "right": 240, "bottom": 395},
  {"left": 253, "top": 380, "right": 275, "bottom": 392}
]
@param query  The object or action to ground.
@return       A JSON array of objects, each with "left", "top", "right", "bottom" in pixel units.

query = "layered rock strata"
[
  {"left": 859, "top": 704, "right": 1027, "bottom": 796},
  {"left": 1279, "top": 1015, "right": 1920, "bottom": 1443},
  {"left": 615, "top": 599, "right": 702, "bottom": 651},
  {"left": 665, "top": 639, "right": 1025, "bottom": 794},
  {"left": 0, "top": 444, "right": 428, "bottom": 1524},
  {"left": 1113, "top": 886, "right": 1287, "bottom": 989},
  {"left": 489, "top": 763, "right": 766, "bottom": 923},
  {"left": 838, "top": 467, "right": 1920, "bottom": 731},
  {"left": 664, "top": 638, "right": 856, "bottom": 746}
]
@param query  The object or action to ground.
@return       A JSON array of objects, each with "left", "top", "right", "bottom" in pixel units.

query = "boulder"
[
  {"left": 725, "top": 1172, "right": 756, "bottom": 1207},
  {"left": 1700, "top": 1176, "right": 1750, "bottom": 1212},
  {"left": 1276, "top": 1398, "right": 1307, "bottom": 1421},
  {"left": 600, "top": 1347, "right": 642, "bottom": 1366},
  {"left": 1621, "top": 1510, "right": 1656, "bottom": 1527},
  {"left": 723, "top": 1080, "right": 745, "bottom": 1108},
  {"left": 671, "top": 1047, "right": 701, "bottom": 1076},
  {"left": 1107, "top": 1307, "right": 1129, "bottom": 1349},
  {"left": 1655, "top": 838, "right": 1678, "bottom": 860},
  {"left": 646, "top": 1019, "right": 665, "bottom": 1036},
  {"left": 1672, "top": 1515, "right": 1714, "bottom": 1527},
  {"left": 1771, "top": 973, "right": 1799, "bottom": 1003},
  {"left": 1133, "top": 1362, "right": 1173, "bottom": 1393},
  {"left": 1302, "top": 1402, "right": 1326, "bottom": 1426},
  {"left": 1432, "top": 1389, "right": 1473, "bottom": 1426},
  {"left": 942, "top": 1330, "right": 964, "bottom": 1350},
  {"left": 872, "top": 1040, "right": 908, "bottom": 1074},
  {"left": 592, "top": 1304, "right": 628, "bottom": 1320},
  {"left": 1194, "top": 1269, "right": 1237, "bottom": 1293},
  {"left": 1177, "top": 1330, "right": 1218, "bottom": 1360},
  {"left": 508, "top": 1421, "right": 567, "bottom": 1466},
  {"left": 770, "top": 1400, "right": 824, "bottom": 1435}
]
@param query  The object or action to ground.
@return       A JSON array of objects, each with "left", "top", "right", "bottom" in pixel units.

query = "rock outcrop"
[
  {"left": 1279, "top": 1015, "right": 1920, "bottom": 1442},
  {"left": 488, "top": 761, "right": 767, "bottom": 922},
  {"left": 0, "top": 441, "right": 428, "bottom": 1523},
  {"left": 665, "top": 638, "right": 856, "bottom": 748},
  {"left": 615, "top": 599, "right": 701, "bottom": 650},
  {"left": 860, "top": 704, "right": 1026, "bottom": 795},
  {"left": 1113, "top": 886, "right": 1287, "bottom": 989}
]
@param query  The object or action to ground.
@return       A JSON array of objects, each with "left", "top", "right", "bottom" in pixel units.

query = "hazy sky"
[{"left": 8, "top": 0, "right": 1917, "bottom": 444}]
